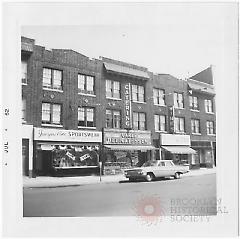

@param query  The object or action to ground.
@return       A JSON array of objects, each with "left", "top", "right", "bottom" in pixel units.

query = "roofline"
[{"left": 188, "top": 78, "right": 214, "bottom": 87}]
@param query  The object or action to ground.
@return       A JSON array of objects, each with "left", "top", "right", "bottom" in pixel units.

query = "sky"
[{"left": 21, "top": 3, "right": 234, "bottom": 79}]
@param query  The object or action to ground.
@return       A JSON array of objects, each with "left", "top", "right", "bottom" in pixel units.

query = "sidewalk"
[{"left": 23, "top": 167, "right": 216, "bottom": 189}]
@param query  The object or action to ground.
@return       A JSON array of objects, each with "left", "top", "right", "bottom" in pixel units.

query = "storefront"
[
  {"left": 33, "top": 127, "right": 102, "bottom": 177},
  {"left": 191, "top": 141, "right": 215, "bottom": 168},
  {"left": 103, "top": 129, "right": 155, "bottom": 175},
  {"left": 159, "top": 134, "right": 197, "bottom": 169}
]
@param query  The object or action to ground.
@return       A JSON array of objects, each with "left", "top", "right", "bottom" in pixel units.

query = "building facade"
[{"left": 21, "top": 36, "right": 216, "bottom": 177}]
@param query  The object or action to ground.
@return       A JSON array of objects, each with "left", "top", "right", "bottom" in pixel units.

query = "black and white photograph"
[{"left": 2, "top": 1, "right": 239, "bottom": 237}]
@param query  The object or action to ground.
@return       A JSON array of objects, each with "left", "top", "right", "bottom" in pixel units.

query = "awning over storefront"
[
  {"left": 161, "top": 146, "right": 196, "bottom": 154},
  {"left": 104, "top": 145, "right": 156, "bottom": 151}
]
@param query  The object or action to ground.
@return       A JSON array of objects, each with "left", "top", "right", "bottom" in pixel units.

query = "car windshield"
[{"left": 142, "top": 161, "right": 157, "bottom": 167}]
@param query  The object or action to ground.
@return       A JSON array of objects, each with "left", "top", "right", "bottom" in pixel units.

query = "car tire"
[
  {"left": 174, "top": 172, "right": 181, "bottom": 179},
  {"left": 146, "top": 173, "right": 154, "bottom": 182},
  {"left": 129, "top": 178, "right": 135, "bottom": 182}
]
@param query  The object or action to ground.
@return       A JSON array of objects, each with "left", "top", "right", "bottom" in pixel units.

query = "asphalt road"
[{"left": 23, "top": 174, "right": 216, "bottom": 217}]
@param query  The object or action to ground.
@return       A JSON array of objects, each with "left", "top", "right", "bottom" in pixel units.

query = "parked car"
[{"left": 124, "top": 160, "right": 189, "bottom": 182}]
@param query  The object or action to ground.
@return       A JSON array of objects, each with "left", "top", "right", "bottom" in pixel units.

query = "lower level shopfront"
[
  {"left": 31, "top": 127, "right": 102, "bottom": 177},
  {"left": 191, "top": 140, "right": 216, "bottom": 168},
  {"left": 158, "top": 133, "right": 197, "bottom": 169},
  {"left": 102, "top": 129, "right": 155, "bottom": 175}
]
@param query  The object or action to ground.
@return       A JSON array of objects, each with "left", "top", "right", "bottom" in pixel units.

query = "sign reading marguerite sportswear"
[
  {"left": 104, "top": 129, "right": 151, "bottom": 145},
  {"left": 34, "top": 127, "right": 102, "bottom": 142}
]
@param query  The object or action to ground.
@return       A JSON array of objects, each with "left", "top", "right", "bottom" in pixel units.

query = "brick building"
[{"left": 21, "top": 36, "right": 216, "bottom": 177}]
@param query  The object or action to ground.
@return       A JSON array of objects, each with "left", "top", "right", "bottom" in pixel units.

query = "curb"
[{"left": 23, "top": 170, "right": 216, "bottom": 189}]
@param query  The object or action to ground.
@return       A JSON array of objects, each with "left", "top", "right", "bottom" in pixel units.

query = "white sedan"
[{"left": 124, "top": 160, "right": 189, "bottom": 182}]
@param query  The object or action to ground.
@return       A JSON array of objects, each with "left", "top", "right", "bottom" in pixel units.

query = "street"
[{"left": 23, "top": 174, "right": 216, "bottom": 217}]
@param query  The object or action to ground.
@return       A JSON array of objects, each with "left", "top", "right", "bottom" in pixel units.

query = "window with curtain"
[
  {"left": 106, "top": 80, "right": 120, "bottom": 99},
  {"left": 206, "top": 121, "right": 215, "bottom": 135},
  {"left": 191, "top": 119, "right": 200, "bottom": 133},
  {"left": 174, "top": 92, "right": 184, "bottom": 108},
  {"left": 153, "top": 88, "right": 165, "bottom": 106},
  {"left": 78, "top": 74, "right": 95, "bottom": 95},
  {"left": 21, "top": 61, "right": 28, "bottom": 84},
  {"left": 42, "top": 103, "right": 62, "bottom": 125},
  {"left": 105, "top": 109, "right": 121, "bottom": 129},
  {"left": 132, "top": 84, "right": 145, "bottom": 102},
  {"left": 78, "top": 107, "right": 95, "bottom": 127},
  {"left": 205, "top": 99, "right": 213, "bottom": 113},
  {"left": 133, "top": 112, "right": 146, "bottom": 130},
  {"left": 43, "top": 68, "right": 63, "bottom": 90},
  {"left": 189, "top": 96, "right": 199, "bottom": 110},
  {"left": 154, "top": 115, "right": 166, "bottom": 131},
  {"left": 174, "top": 117, "right": 185, "bottom": 133}
]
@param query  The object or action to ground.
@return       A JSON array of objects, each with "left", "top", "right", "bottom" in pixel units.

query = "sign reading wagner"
[
  {"left": 104, "top": 129, "right": 151, "bottom": 145},
  {"left": 34, "top": 127, "right": 102, "bottom": 142}
]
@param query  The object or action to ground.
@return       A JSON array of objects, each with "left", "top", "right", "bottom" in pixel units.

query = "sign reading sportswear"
[
  {"left": 104, "top": 129, "right": 151, "bottom": 145},
  {"left": 34, "top": 127, "right": 102, "bottom": 142}
]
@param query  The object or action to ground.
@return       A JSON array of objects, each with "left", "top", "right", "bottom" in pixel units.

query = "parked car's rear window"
[{"left": 142, "top": 161, "right": 157, "bottom": 167}]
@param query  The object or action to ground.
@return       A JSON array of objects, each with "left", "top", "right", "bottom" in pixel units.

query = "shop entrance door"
[
  {"left": 22, "top": 139, "right": 29, "bottom": 176},
  {"left": 41, "top": 151, "right": 53, "bottom": 175}
]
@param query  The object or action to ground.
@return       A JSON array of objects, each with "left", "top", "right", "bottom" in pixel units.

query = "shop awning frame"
[
  {"left": 161, "top": 146, "right": 196, "bottom": 154},
  {"left": 104, "top": 145, "right": 156, "bottom": 151}
]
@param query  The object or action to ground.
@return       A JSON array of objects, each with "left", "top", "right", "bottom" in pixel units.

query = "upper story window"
[
  {"left": 22, "top": 98, "right": 26, "bottom": 122},
  {"left": 106, "top": 80, "right": 120, "bottom": 99},
  {"left": 191, "top": 119, "right": 200, "bottom": 134},
  {"left": 21, "top": 61, "right": 27, "bottom": 84},
  {"left": 106, "top": 109, "right": 121, "bottom": 129},
  {"left": 78, "top": 107, "right": 95, "bottom": 127},
  {"left": 133, "top": 112, "right": 146, "bottom": 130},
  {"left": 189, "top": 96, "right": 199, "bottom": 111},
  {"left": 206, "top": 121, "right": 215, "bottom": 135},
  {"left": 78, "top": 74, "right": 95, "bottom": 95},
  {"left": 174, "top": 92, "right": 184, "bottom": 108},
  {"left": 153, "top": 88, "right": 165, "bottom": 106},
  {"left": 42, "top": 103, "right": 62, "bottom": 125},
  {"left": 205, "top": 99, "right": 213, "bottom": 113},
  {"left": 132, "top": 85, "right": 145, "bottom": 103},
  {"left": 174, "top": 117, "right": 185, "bottom": 133},
  {"left": 43, "top": 68, "right": 63, "bottom": 91},
  {"left": 154, "top": 114, "right": 166, "bottom": 132}
]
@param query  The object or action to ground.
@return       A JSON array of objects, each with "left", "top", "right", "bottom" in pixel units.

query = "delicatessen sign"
[
  {"left": 104, "top": 130, "right": 151, "bottom": 145},
  {"left": 34, "top": 127, "right": 102, "bottom": 142}
]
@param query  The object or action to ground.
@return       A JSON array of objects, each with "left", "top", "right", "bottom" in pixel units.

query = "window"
[
  {"left": 206, "top": 121, "right": 215, "bottom": 135},
  {"left": 154, "top": 115, "right": 166, "bottom": 131},
  {"left": 42, "top": 103, "right": 62, "bottom": 125},
  {"left": 22, "top": 98, "right": 26, "bottom": 122},
  {"left": 191, "top": 119, "right": 200, "bottom": 134},
  {"left": 106, "top": 109, "right": 121, "bottom": 128},
  {"left": 189, "top": 96, "right": 199, "bottom": 110},
  {"left": 43, "top": 68, "right": 63, "bottom": 90},
  {"left": 153, "top": 88, "right": 165, "bottom": 105},
  {"left": 174, "top": 117, "right": 185, "bottom": 133},
  {"left": 78, "top": 107, "right": 95, "bottom": 127},
  {"left": 132, "top": 85, "right": 145, "bottom": 102},
  {"left": 21, "top": 61, "right": 27, "bottom": 84},
  {"left": 205, "top": 99, "right": 213, "bottom": 113},
  {"left": 106, "top": 80, "right": 120, "bottom": 99},
  {"left": 174, "top": 92, "right": 184, "bottom": 108},
  {"left": 78, "top": 74, "right": 95, "bottom": 95},
  {"left": 133, "top": 112, "right": 146, "bottom": 130}
]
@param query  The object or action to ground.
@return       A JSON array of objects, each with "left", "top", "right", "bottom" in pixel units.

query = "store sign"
[
  {"left": 34, "top": 127, "right": 102, "bottom": 142},
  {"left": 104, "top": 129, "right": 151, "bottom": 145},
  {"left": 123, "top": 83, "right": 132, "bottom": 129},
  {"left": 160, "top": 134, "right": 190, "bottom": 146},
  {"left": 168, "top": 106, "right": 175, "bottom": 134}
]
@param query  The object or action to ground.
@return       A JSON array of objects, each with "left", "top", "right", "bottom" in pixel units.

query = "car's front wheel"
[
  {"left": 174, "top": 172, "right": 181, "bottom": 179},
  {"left": 145, "top": 173, "right": 154, "bottom": 182}
]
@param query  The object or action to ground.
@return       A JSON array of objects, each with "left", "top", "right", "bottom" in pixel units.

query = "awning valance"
[
  {"left": 103, "top": 62, "right": 149, "bottom": 79},
  {"left": 161, "top": 146, "right": 196, "bottom": 154},
  {"left": 188, "top": 81, "right": 215, "bottom": 95},
  {"left": 104, "top": 145, "right": 155, "bottom": 151}
]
